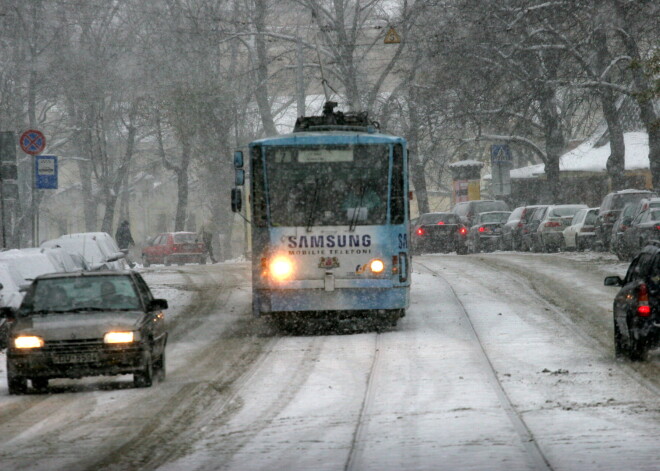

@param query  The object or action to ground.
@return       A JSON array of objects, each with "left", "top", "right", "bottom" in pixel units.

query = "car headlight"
[
  {"left": 14, "top": 336, "right": 44, "bottom": 349},
  {"left": 104, "top": 331, "right": 134, "bottom": 344},
  {"left": 370, "top": 259, "right": 385, "bottom": 273},
  {"left": 269, "top": 256, "right": 294, "bottom": 281}
]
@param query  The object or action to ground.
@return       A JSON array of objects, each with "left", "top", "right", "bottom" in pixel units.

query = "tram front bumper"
[{"left": 254, "top": 280, "right": 409, "bottom": 314}]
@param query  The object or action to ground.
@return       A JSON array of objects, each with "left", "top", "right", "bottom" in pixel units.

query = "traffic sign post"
[{"left": 491, "top": 144, "right": 512, "bottom": 196}]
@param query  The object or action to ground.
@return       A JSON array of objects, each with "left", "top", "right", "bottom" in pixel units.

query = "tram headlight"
[
  {"left": 369, "top": 259, "right": 385, "bottom": 274},
  {"left": 270, "top": 256, "right": 294, "bottom": 281}
]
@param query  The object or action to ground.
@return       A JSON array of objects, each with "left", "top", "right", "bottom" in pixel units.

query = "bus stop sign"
[
  {"left": 35, "top": 155, "right": 58, "bottom": 189},
  {"left": 20, "top": 129, "right": 46, "bottom": 155}
]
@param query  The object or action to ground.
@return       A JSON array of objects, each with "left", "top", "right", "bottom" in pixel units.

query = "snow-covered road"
[{"left": 0, "top": 253, "right": 659, "bottom": 471}]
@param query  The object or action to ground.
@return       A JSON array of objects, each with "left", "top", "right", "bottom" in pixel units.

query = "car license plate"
[{"left": 52, "top": 352, "right": 99, "bottom": 364}]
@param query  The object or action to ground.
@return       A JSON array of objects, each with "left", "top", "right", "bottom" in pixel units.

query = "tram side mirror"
[
  {"left": 235, "top": 169, "right": 245, "bottom": 186},
  {"left": 234, "top": 151, "right": 244, "bottom": 169},
  {"left": 231, "top": 188, "right": 242, "bottom": 213}
]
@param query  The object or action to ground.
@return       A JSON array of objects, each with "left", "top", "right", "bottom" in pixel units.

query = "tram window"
[
  {"left": 391, "top": 144, "right": 405, "bottom": 224},
  {"left": 251, "top": 146, "right": 267, "bottom": 227}
]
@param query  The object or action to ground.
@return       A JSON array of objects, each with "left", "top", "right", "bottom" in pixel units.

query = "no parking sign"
[{"left": 19, "top": 129, "right": 46, "bottom": 155}]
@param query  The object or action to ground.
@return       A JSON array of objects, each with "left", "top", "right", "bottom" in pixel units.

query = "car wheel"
[
  {"left": 613, "top": 319, "right": 627, "bottom": 358},
  {"left": 164, "top": 257, "right": 171, "bottom": 267},
  {"left": 154, "top": 349, "right": 166, "bottom": 382},
  {"left": 457, "top": 244, "right": 467, "bottom": 255},
  {"left": 142, "top": 256, "right": 151, "bottom": 267},
  {"left": 199, "top": 255, "right": 207, "bottom": 265},
  {"left": 32, "top": 378, "right": 49, "bottom": 391},
  {"left": 134, "top": 348, "right": 154, "bottom": 388},
  {"left": 7, "top": 369, "right": 27, "bottom": 395},
  {"left": 575, "top": 235, "right": 582, "bottom": 252},
  {"left": 628, "top": 335, "right": 648, "bottom": 362}
]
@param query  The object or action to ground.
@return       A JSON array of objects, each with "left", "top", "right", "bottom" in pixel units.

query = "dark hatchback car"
[
  {"left": 605, "top": 243, "right": 660, "bottom": 361},
  {"left": 5, "top": 271, "right": 168, "bottom": 394},
  {"left": 411, "top": 212, "right": 467, "bottom": 255},
  {"left": 617, "top": 208, "right": 660, "bottom": 261},
  {"left": 452, "top": 199, "right": 509, "bottom": 228},
  {"left": 467, "top": 211, "right": 511, "bottom": 253},
  {"left": 594, "top": 189, "right": 656, "bottom": 251}
]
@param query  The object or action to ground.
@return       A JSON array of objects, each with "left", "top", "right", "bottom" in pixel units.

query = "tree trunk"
[
  {"left": 253, "top": 0, "right": 277, "bottom": 136},
  {"left": 174, "top": 142, "right": 190, "bottom": 232},
  {"left": 594, "top": 28, "right": 626, "bottom": 190},
  {"left": 615, "top": 0, "right": 660, "bottom": 188}
]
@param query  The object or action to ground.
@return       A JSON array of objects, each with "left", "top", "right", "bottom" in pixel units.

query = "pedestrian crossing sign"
[{"left": 384, "top": 27, "right": 401, "bottom": 44}]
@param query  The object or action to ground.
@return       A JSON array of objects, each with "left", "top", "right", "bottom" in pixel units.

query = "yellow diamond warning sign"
[{"left": 384, "top": 27, "right": 401, "bottom": 44}]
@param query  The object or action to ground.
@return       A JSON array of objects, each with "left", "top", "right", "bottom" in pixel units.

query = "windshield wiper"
[
  {"left": 305, "top": 178, "right": 321, "bottom": 232},
  {"left": 349, "top": 182, "right": 367, "bottom": 232},
  {"left": 57, "top": 307, "right": 109, "bottom": 313}
]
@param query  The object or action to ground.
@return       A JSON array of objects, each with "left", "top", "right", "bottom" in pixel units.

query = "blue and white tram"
[{"left": 232, "top": 103, "right": 410, "bottom": 326}]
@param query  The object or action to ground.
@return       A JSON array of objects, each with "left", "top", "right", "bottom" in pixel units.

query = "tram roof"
[{"left": 250, "top": 131, "right": 406, "bottom": 147}]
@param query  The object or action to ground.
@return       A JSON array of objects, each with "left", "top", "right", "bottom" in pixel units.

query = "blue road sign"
[
  {"left": 35, "top": 155, "right": 58, "bottom": 189},
  {"left": 491, "top": 144, "right": 512, "bottom": 163}
]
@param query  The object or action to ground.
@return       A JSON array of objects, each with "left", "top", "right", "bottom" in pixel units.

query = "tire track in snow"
[
  {"left": 415, "top": 260, "right": 554, "bottom": 471},
  {"left": 344, "top": 334, "right": 381, "bottom": 471}
]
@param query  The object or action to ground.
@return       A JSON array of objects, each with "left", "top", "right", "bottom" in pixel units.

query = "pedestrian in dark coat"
[{"left": 115, "top": 220, "right": 135, "bottom": 250}]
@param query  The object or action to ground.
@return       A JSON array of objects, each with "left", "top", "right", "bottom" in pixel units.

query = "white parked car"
[
  {"left": 41, "top": 232, "right": 127, "bottom": 271},
  {"left": 533, "top": 204, "right": 588, "bottom": 252},
  {"left": 0, "top": 262, "right": 29, "bottom": 310},
  {"left": 0, "top": 248, "right": 62, "bottom": 282},
  {"left": 562, "top": 207, "right": 599, "bottom": 251}
]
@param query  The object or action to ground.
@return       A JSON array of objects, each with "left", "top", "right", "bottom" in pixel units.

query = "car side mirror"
[
  {"left": 235, "top": 169, "right": 245, "bottom": 186},
  {"left": 0, "top": 306, "right": 15, "bottom": 322},
  {"left": 149, "top": 298, "right": 168, "bottom": 311},
  {"left": 234, "top": 150, "right": 244, "bottom": 169},
  {"left": 604, "top": 276, "right": 624, "bottom": 287}
]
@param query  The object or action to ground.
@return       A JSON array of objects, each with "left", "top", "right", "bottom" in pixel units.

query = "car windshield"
[
  {"left": 479, "top": 212, "right": 510, "bottom": 223},
  {"left": 584, "top": 211, "right": 598, "bottom": 225},
  {"left": 173, "top": 233, "right": 197, "bottom": 244},
  {"left": 474, "top": 201, "right": 507, "bottom": 213},
  {"left": 549, "top": 206, "right": 586, "bottom": 217},
  {"left": 611, "top": 193, "right": 652, "bottom": 210},
  {"left": 420, "top": 214, "right": 458, "bottom": 225},
  {"left": 20, "top": 276, "right": 141, "bottom": 314}
]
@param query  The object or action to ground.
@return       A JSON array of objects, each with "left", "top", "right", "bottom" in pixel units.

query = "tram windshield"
[{"left": 266, "top": 144, "right": 390, "bottom": 227}]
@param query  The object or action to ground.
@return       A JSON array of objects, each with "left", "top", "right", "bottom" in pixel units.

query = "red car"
[{"left": 142, "top": 232, "right": 207, "bottom": 266}]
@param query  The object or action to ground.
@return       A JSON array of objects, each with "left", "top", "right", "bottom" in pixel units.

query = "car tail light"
[
  {"left": 544, "top": 221, "right": 561, "bottom": 227},
  {"left": 478, "top": 227, "right": 485, "bottom": 233},
  {"left": 417, "top": 227, "right": 425, "bottom": 236},
  {"left": 459, "top": 227, "right": 468, "bottom": 235},
  {"left": 637, "top": 283, "right": 651, "bottom": 316},
  {"left": 437, "top": 221, "right": 445, "bottom": 225},
  {"left": 517, "top": 222, "right": 524, "bottom": 228},
  {"left": 392, "top": 255, "right": 399, "bottom": 274},
  {"left": 655, "top": 225, "right": 660, "bottom": 231}
]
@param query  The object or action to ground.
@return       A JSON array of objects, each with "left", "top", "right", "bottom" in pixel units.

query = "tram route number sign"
[
  {"left": 35, "top": 155, "right": 58, "bottom": 189},
  {"left": 20, "top": 129, "right": 46, "bottom": 155}
]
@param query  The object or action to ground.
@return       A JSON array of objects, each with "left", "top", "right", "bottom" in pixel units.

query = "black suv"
[
  {"left": 6, "top": 271, "right": 168, "bottom": 394},
  {"left": 595, "top": 189, "right": 655, "bottom": 251},
  {"left": 452, "top": 200, "right": 509, "bottom": 228},
  {"left": 605, "top": 243, "right": 660, "bottom": 360}
]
